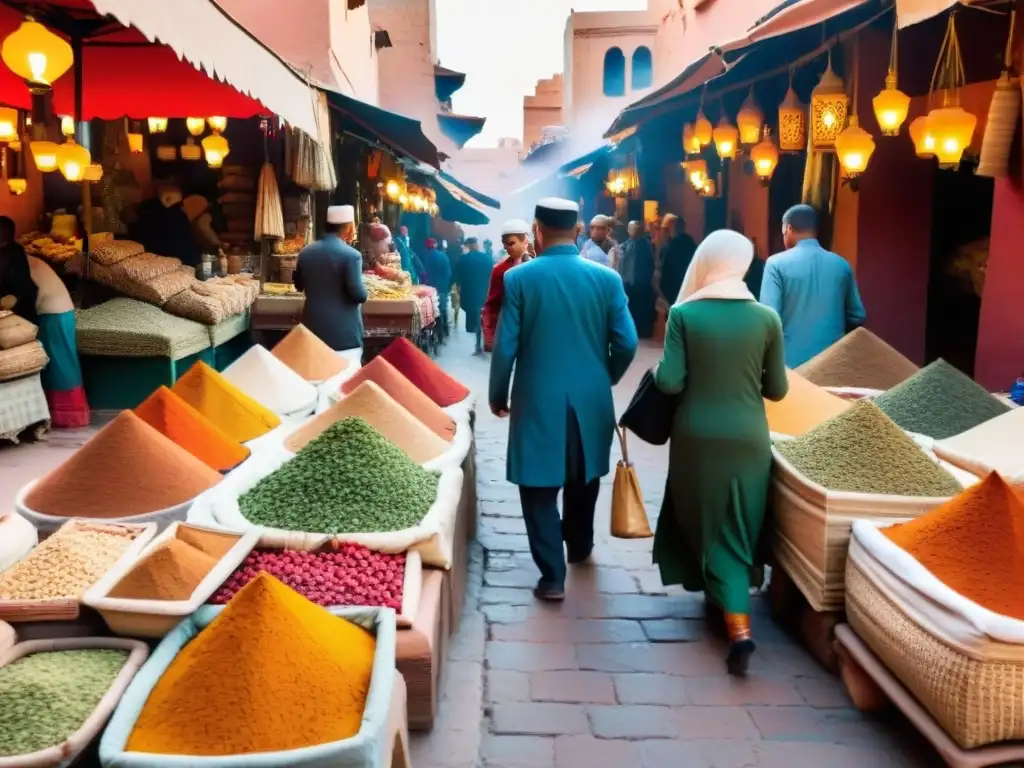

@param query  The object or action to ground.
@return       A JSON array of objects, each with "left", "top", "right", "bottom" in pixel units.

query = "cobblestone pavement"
[{"left": 413, "top": 329, "right": 941, "bottom": 768}]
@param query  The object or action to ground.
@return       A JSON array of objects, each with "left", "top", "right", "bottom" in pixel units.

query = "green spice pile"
[
  {"left": 776, "top": 401, "right": 963, "bottom": 497},
  {"left": 873, "top": 358, "right": 1011, "bottom": 439},
  {"left": 239, "top": 417, "right": 439, "bottom": 534},
  {"left": 0, "top": 648, "right": 129, "bottom": 756}
]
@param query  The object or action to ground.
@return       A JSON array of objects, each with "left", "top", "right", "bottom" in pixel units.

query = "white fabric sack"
[
  {"left": 0, "top": 637, "right": 149, "bottom": 768},
  {"left": 99, "top": 607, "right": 397, "bottom": 768},
  {"left": 315, "top": 350, "right": 363, "bottom": 414},
  {"left": 0, "top": 512, "right": 37, "bottom": 572},
  {"left": 851, "top": 521, "right": 1024, "bottom": 653}
]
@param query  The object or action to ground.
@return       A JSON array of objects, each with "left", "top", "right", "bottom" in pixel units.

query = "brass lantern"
[
  {"left": 685, "top": 158, "right": 708, "bottom": 189},
  {"left": 60, "top": 115, "right": 74, "bottom": 137},
  {"left": 148, "top": 117, "right": 168, "bottom": 134},
  {"left": 127, "top": 132, "right": 144, "bottom": 154},
  {"left": 1, "top": 17, "right": 73, "bottom": 90},
  {"left": 201, "top": 133, "right": 230, "bottom": 168},
  {"left": 7, "top": 178, "right": 26, "bottom": 195},
  {"left": 207, "top": 116, "right": 228, "bottom": 134},
  {"left": 750, "top": 129, "right": 779, "bottom": 185},
  {"left": 712, "top": 116, "right": 739, "bottom": 160},
  {"left": 56, "top": 138, "right": 90, "bottom": 182},
  {"left": 873, "top": 71, "right": 910, "bottom": 137},
  {"left": 180, "top": 138, "right": 202, "bottom": 161},
  {"left": 693, "top": 109, "right": 713, "bottom": 147},
  {"left": 778, "top": 85, "right": 807, "bottom": 153},
  {"left": 736, "top": 88, "right": 764, "bottom": 146},
  {"left": 810, "top": 54, "right": 848, "bottom": 150},
  {"left": 0, "top": 106, "right": 17, "bottom": 144},
  {"left": 185, "top": 117, "right": 206, "bottom": 137},
  {"left": 908, "top": 116, "right": 935, "bottom": 158},
  {"left": 927, "top": 106, "right": 976, "bottom": 169},
  {"left": 682, "top": 123, "right": 701, "bottom": 155},
  {"left": 156, "top": 145, "right": 177, "bottom": 162},
  {"left": 83, "top": 163, "right": 103, "bottom": 182},
  {"left": 29, "top": 140, "right": 59, "bottom": 172},
  {"left": 835, "top": 115, "right": 876, "bottom": 178}
]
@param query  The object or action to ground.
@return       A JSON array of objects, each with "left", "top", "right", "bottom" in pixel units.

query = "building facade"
[{"left": 523, "top": 74, "right": 564, "bottom": 154}]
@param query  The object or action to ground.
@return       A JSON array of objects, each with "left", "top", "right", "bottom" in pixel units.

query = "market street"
[{"left": 411, "top": 330, "right": 941, "bottom": 768}]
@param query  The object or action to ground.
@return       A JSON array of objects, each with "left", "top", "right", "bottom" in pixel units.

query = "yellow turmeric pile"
[{"left": 125, "top": 573, "right": 376, "bottom": 756}]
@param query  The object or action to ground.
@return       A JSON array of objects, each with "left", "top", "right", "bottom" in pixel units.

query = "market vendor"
[
  {"left": 481, "top": 219, "right": 530, "bottom": 353},
  {"left": 293, "top": 205, "right": 368, "bottom": 351},
  {"left": 0, "top": 216, "right": 38, "bottom": 323},
  {"left": 131, "top": 183, "right": 202, "bottom": 267}
]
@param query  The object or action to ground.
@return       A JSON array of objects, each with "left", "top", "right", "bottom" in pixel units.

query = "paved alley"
[{"left": 412, "top": 330, "right": 941, "bottom": 768}]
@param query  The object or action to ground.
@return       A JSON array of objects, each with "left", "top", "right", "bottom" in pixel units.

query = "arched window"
[
  {"left": 603, "top": 47, "right": 626, "bottom": 97},
  {"left": 632, "top": 46, "right": 653, "bottom": 90}
]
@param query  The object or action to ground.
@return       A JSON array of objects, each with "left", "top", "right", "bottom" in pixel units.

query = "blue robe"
[
  {"left": 455, "top": 249, "right": 493, "bottom": 333},
  {"left": 294, "top": 234, "right": 368, "bottom": 350},
  {"left": 489, "top": 243, "right": 639, "bottom": 487},
  {"left": 420, "top": 247, "right": 452, "bottom": 292}
]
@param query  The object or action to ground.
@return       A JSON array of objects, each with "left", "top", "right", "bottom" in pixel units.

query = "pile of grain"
[
  {"left": 873, "top": 359, "right": 1011, "bottom": 439},
  {"left": 775, "top": 401, "right": 963, "bottom": 497},
  {"left": 765, "top": 369, "right": 851, "bottom": 436},
  {"left": 222, "top": 344, "right": 317, "bottom": 414},
  {"left": 379, "top": 336, "right": 470, "bottom": 406},
  {"left": 108, "top": 539, "right": 217, "bottom": 601},
  {"left": 172, "top": 361, "right": 280, "bottom": 443},
  {"left": 341, "top": 357, "right": 456, "bottom": 441},
  {"left": 271, "top": 324, "right": 348, "bottom": 382},
  {"left": 796, "top": 327, "right": 919, "bottom": 390}
]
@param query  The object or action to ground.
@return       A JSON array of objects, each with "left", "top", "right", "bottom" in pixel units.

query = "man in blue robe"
[
  {"left": 420, "top": 237, "right": 453, "bottom": 339},
  {"left": 455, "top": 237, "right": 492, "bottom": 355},
  {"left": 489, "top": 198, "right": 638, "bottom": 601},
  {"left": 759, "top": 204, "right": 867, "bottom": 367}
]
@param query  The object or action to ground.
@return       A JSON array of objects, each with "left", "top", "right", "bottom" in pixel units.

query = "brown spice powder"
[
  {"left": 174, "top": 525, "right": 240, "bottom": 559},
  {"left": 108, "top": 539, "right": 218, "bottom": 600},
  {"left": 341, "top": 357, "right": 456, "bottom": 441},
  {"left": 271, "top": 324, "right": 348, "bottom": 382}
]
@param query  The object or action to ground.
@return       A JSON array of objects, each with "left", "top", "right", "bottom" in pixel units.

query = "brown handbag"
[{"left": 610, "top": 426, "right": 654, "bottom": 539}]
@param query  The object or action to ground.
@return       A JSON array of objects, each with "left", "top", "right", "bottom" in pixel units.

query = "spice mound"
[
  {"left": 0, "top": 648, "right": 129, "bottom": 757},
  {"left": 24, "top": 411, "right": 223, "bottom": 519},
  {"left": 212, "top": 544, "right": 405, "bottom": 610},
  {"left": 796, "top": 327, "right": 919, "bottom": 390},
  {"left": 873, "top": 358, "right": 1011, "bottom": 440},
  {"left": 271, "top": 323, "right": 348, "bottom": 382},
  {"left": 134, "top": 386, "right": 250, "bottom": 472},
  {"left": 342, "top": 356, "right": 456, "bottom": 441},
  {"left": 108, "top": 539, "right": 218, "bottom": 601},
  {"left": 775, "top": 401, "right": 963, "bottom": 497},
  {"left": 379, "top": 336, "right": 470, "bottom": 406},
  {"left": 171, "top": 361, "right": 280, "bottom": 444},
  {"left": 0, "top": 522, "right": 140, "bottom": 601},
  {"left": 125, "top": 573, "right": 376, "bottom": 756},
  {"left": 765, "top": 368, "right": 851, "bottom": 437},
  {"left": 884, "top": 473, "right": 1024, "bottom": 620},
  {"left": 240, "top": 417, "right": 439, "bottom": 534},
  {"left": 174, "top": 523, "right": 240, "bottom": 559},
  {"left": 222, "top": 344, "right": 317, "bottom": 414},
  {"left": 287, "top": 380, "right": 449, "bottom": 463}
]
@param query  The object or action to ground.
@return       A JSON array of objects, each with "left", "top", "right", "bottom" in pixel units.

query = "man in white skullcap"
[
  {"left": 489, "top": 198, "right": 638, "bottom": 602},
  {"left": 293, "top": 204, "right": 368, "bottom": 351},
  {"left": 481, "top": 218, "right": 531, "bottom": 352},
  {"left": 579, "top": 214, "right": 621, "bottom": 269}
]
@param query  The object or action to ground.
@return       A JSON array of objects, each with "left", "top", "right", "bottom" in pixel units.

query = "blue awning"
[
  {"left": 438, "top": 170, "right": 501, "bottom": 210},
  {"left": 437, "top": 113, "right": 486, "bottom": 150},
  {"left": 326, "top": 92, "right": 440, "bottom": 168},
  {"left": 434, "top": 65, "right": 467, "bottom": 102},
  {"left": 557, "top": 144, "right": 613, "bottom": 177},
  {"left": 430, "top": 175, "right": 490, "bottom": 225}
]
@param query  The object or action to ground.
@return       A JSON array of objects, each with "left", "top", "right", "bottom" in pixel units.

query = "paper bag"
[{"left": 611, "top": 427, "right": 653, "bottom": 539}]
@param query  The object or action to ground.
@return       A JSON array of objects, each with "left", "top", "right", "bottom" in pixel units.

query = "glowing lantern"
[
  {"left": 180, "top": 138, "right": 202, "bottom": 161},
  {"left": 0, "top": 107, "right": 17, "bottom": 143},
  {"left": 1, "top": 17, "right": 73, "bottom": 89},
  {"left": 29, "top": 140, "right": 58, "bottom": 172},
  {"left": 835, "top": 115, "right": 875, "bottom": 178},
  {"left": 7, "top": 178, "right": 26, "bottom": 195},
  {"left": 908, "top": 116, "right": 935, "bottom": 158},
  {"left": 737, "top": 88, "right": 764, "bottom": 146},
  {"left": 56, "top": 138, "right": 90, "bottom": 182},
  {"left": 712, "top": 117, "right": 738, "bottom": 160},
  {"left": 686, "top": 158, "right": 708, "bottom": 189},
  {"left": 810, "top": 57, "right": 848, "bottom": 150},
  {"left": 693, "top": 110, "right": 713, "bottom": 147},
  {"left": 873, "top": 71, "right": 910, "bottom": 137},
  {"left": 682, "top": 123, "right": 701, "bottom": 155},
  {"left": 60, "top": 115, "right": 74, "bottom": 137},
  {"left": 750, "top": 130, "right": 779, "bottom": 184},
  {"left": 207, "top": 116, "right": 228, "bottom": 134},
  {"left": 156, "top": 145, "right": 177, "bottom": 161},
  {"left": 148, "top": 117, "right": 168, "bottom": 134},
  {"left": 185, "top": 117, "right": 206, "bottom": 136},
  {"left": 83, "top": 163, "right": 103, "bottom": 182},
  {"left": 385, "top": 179, "right": 401, "bottom": 199},
  {"left": 778, "top": 86, "right": 807, "bottom": 153},
  {"left": 927, "top": 105, "right": 976, "bottom": 169},
  {"left": 127, "top": 132, "right": 144, "bottom": 153},
  {"left": 202, "top": 133, "right": 230, "bottom": 168}
]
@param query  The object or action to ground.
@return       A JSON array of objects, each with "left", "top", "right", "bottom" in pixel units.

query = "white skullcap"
[
  {"left": 535, "top": 197, "right": 579, "bottom": 229},
  {"left": 536, "top": 197, "right": 579, "bottom": 213},
  {"left": 501, "top": 218, "right": 530, "bottom": 236},
  {"left": 326, "top": 205, "right": 355, "bottom": 224}
]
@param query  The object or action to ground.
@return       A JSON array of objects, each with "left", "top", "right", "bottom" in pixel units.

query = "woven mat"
[{"left": 76, "top": 298, "right": 210, "bottom": 360}]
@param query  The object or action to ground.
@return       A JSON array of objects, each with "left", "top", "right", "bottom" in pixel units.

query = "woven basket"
[
  {"left": 76, "top": 298, "right": 210, "bottom": 360},
  {"left": 90, "top": 240, "right": 144, "bottom": 267},
  {"left": 0, "top": 341, "right": 49, "bottom": 382},
  {"left": 846, "top": 557, "right": 1024, "bottom": 749},
  {"left": 0, "top": 314, "right": 38, "bottom": 350},
  {"left": 977, "top": 72, "right": 1021, "bottom": 178}
]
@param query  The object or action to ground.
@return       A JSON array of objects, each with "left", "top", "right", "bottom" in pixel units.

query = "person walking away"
[
  {"left": 759, "top": 204, "right": 866, "bottom": 367},
  {"left": 619, "top": 221, "right": 656, "bottom": 338},
  {"left": 580, "top": 215, "right": 620, "bottom": 269},
  {"left": 652, "top": 229, "right": 788, "bottom": 675},
  {"left": 455, "top": 237, "right": 492, "bottom": 355},
  {"left": 394, "top": 225, "right": 425, "bottom": 284},
  {"left": 293, "top": 205, "right": 368, "bottom": 351},
  {"left": 483, "top": 239, "right": 497, "bottom": 264},
  {"left": 658, "top": 214, "right": 697, "bottom": 305},
  {"left": 481, "top": 219, "right": 531, "bottom": 352},
  {"left": 0, "top": 216, "right": 38, "bottom": 322},
  {"left": 420, "top": 237, "right": 453, "bottom": 339},
  {"left": 490, "top": 198, "right": 638, "bottom": 602}
]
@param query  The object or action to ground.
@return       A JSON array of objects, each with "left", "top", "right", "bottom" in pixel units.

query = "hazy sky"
[{"left": 434, "top": 0, "right": 647, "bottom": 147}]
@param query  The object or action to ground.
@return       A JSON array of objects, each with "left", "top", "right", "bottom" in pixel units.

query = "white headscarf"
[{"left": 675, "top": 229, "right": 756, "bottom": 305}]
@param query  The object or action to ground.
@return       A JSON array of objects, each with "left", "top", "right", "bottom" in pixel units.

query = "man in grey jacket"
[{"left": 293, "top": 204, "right": 368, "bottom": 351}]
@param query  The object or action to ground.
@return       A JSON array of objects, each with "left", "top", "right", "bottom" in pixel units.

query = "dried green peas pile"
[
  {"left": 0, "top": 649, "right": 129, "bottom": 756},
  {"left": 239, "top": 417, "right": 439, "bottom": 534}
]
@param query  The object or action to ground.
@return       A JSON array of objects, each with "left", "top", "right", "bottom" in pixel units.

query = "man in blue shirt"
[{"left": 759, "top": 204, "right": 866, "bottom": 367}]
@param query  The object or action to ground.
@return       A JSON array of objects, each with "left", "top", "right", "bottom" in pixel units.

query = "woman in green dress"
[{"left": 652, "top": 229, "right": 788, "bottom": 675}]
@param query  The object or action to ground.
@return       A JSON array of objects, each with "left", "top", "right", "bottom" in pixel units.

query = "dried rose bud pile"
[{"left": 210, "top": 544, "right": 405, "bottom": 611}]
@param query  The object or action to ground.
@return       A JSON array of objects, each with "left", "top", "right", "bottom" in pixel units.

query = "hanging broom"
[
  {"left": 255, "top": 162, "right": 284, "bottom": 241},
  {"left": 977, "top": 10, "right": 1019, "bottom": 178}
]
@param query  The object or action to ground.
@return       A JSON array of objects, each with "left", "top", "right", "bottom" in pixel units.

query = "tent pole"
[{"left": 72, "top": 35, "right": 92, "bottom": 305}]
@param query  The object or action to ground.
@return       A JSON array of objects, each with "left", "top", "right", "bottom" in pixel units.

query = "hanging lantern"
[
  {"left": 147, "top": 117, "right": 168, "bottom": 134},
  {"left": 56, "top": 138, "right": 90, "bottom": 182},
  {"left": 835, "top": 115, "right": 876, "bottom": 178},
  {"left": 810, "top": 54, "right": 848, "bottom": 150},
  {"left": 712, "top": 117, "right": 739, "bottom": 160},
  {"left": 693, "top": 110, "right": 713, "bottom": 147},
  {"left": 778, "top": 85, "right": 807, "bottom": 153},
  {"left": 1, "top": 17, "right": 74, "bottom": 90},
  {"left": 909, "top": 116, "right": 935, "bottom": 158},
  {"left": 737, "top": 88, "right": 764, "bottom": 146},
  {"left": 156, "top": 145, "right": 177, "bottom": 161},
  {"left": 60, "top": 115, "right": 74, "bottom": 137},
  {"left": 682, "top": 123, "right": 701, "bottom": 154},
  {"left": 928, "top": 106, "right": 977, "bottom": 169},
  {"left": 180, "top": 138, "right": 202, "bottom": 161},
  {"left": 0, "top": 107, "right": 17, "bottom": 144},
  {"left": 685, "top": 158, "right": 708, "bottom": 189},
  {"left": 185, "top": 117, "right": 206, "bottom": 136},
  {"left": 207, "top": 116, "right": 228, "bottom": 134},
  {"left": 201, "top": 133, "right": 230, "bottom": 167},
  {"left": 385, "top": 179, "right": 401, "bottom": 200},
  {"left": 83, "top": 163, "right": 103, "bottom": 182},
  {"left": 750, "top": 129, "right": 779, "bottom": 185},
  {"left": 873, "top": 73, "right": 911, "bottom": 137},
  {"left": 7, "top": 178, "right": 26, "bottom": 195},
  {"left": 29, "top": 140, "right": 58, "bottom": 172},
  {"left": 127, "top": 132, "right": 144, "bottom": 154}
]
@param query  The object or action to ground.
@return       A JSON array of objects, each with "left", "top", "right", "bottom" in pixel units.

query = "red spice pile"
[
  {"left": 379, "top": 336, "right": 469, "bottom": 406},
  {"left": 210, "top": 544, "right": 405, "bottom": 610}
]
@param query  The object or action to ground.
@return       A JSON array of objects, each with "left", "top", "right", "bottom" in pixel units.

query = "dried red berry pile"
[{"left": 210, "top": 544, "right": 405, "bottom": 610}]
